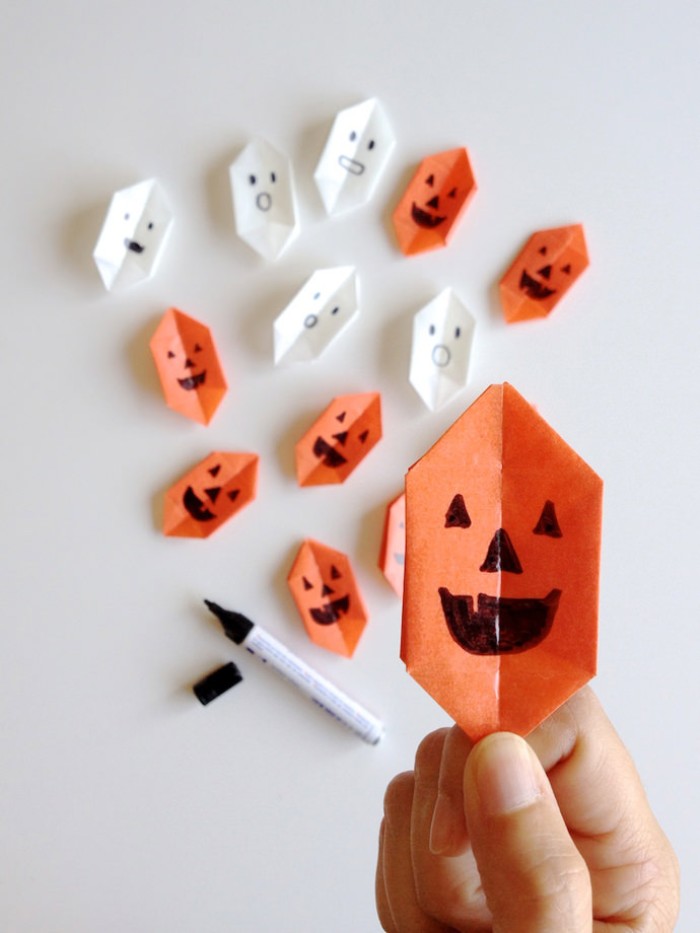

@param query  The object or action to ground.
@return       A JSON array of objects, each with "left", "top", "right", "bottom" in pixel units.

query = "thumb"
[{"left": 464, "top": 732, "right": 591, "bottom": 933}]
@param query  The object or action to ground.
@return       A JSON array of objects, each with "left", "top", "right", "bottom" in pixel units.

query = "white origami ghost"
[
  {"left": 314, "top": 98, "right": 395, "bottom": 215},
  {"left": 409, "top": 288, "right": 476, "bottom": 411},
  {"left": 274, "top": 267, "right": 359, "bottom": 364},
  {"left": 93, "top": 179, "right": 173, "bottom": 291},
  {"left": 230, "top": 138, "right": 299, "bottom": 261}
]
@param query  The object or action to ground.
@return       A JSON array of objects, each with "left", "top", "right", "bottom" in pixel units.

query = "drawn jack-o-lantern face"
[
  {"left": 499, "top": 225, "right": 589, "bottom": 323},
  {"left": 393, "top": 148, "right": 477, "bottom": 255},
  {"left": 295, "top": 392, "right": 382, "bottom": 486},
  {"left": 150, "top": 308, "right": 228, "bottom": 425},
  {"left": 163, "top": 451, "right": 259, "bottom": 538},
  {"left": 402, "top": 383, "right": 603, "bottom": 740},
  {"left": 288, "top": 539, "right": 369, "bottom": 657}
]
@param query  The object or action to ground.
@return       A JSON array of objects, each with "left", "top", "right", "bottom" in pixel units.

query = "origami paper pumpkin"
[
  {"left": 379, "top": 493, "right": 406, "bottom": 597},
  {"left": 295, "top": 392, "right": 382, "bottom": 486},
  {"left": 274, "top": 267, "right": 359, "bottom": 365},
  {"left": 409, "top": 288, "right": 476, "bottom": 411},
  {"left": 499, "top": 224, "right": 589, "bottom": 323},
  {"left": 163, "top": 451, "right": 258, "bottom": 538},
  {"left": 314, "top": 98, "right": 395, "bottom": 215},
  {"left": 288, "top": 539, "right": 369, "bottom": 657},
  {"left": 392, "top": 148, "right": 476, "bottom": 256},
  {"left": 149, "top": 308, "right": 227, "bottom": 425},
  {"left": 229, "top": 137, "right": 299, "bottom": 261},
  {"left": 93, "top": 179, "right": 173, "bottom": 291},
  {"left": 402, "top": 383, "right": 603, "bottom": 740}
]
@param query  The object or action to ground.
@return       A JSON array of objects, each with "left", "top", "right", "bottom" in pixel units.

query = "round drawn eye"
[
  {"left": 429, "top": 324, "right": 436, "bottom": 335},
  {"left": 124, "top": 213, "right": 130, "bottom": 220},
  {"left": 331, "top": 306, "right": 340, "bottom": 315},
  {"left": 270, "top": 172, "right": 277, "bottom": 183},
  {"left": 367, "top": 139, "right": 375, "bottom": 150},
  {"left": 455, "top": 326, "right": 461, "bottom": 338},
  {"left": 147, "top": 222, "right": 154, "bottom": 230},
  {"left": 349, "top": 131, "right": 357, "bottom": 142},
  {"left": 249, "top": 174, "right": 256, "bottom": 185}
]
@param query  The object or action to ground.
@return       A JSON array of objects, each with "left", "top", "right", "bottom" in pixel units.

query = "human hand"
[{"left": 377, "top": 688, "right": 679, "bottom": 931}]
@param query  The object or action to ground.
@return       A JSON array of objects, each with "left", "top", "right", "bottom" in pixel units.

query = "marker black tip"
[{"left": 204, "top": 599, "right": 255, "bottom": 645}]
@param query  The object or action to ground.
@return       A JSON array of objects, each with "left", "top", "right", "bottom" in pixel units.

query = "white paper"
[
  {"left": 93, "top": 179, "right": 173, "bottom": 291},
  {"left": 274, "top": 267, "right": 359, "bottom": 364},
  {"left": 409, "top": 288, "right": 476, "bottom": 411},
  {"left": 314, "top": 98, "right": 395, "bottom": 216},
  {"left": 230, "top": 137, "right": 299, "bottom": 261}
]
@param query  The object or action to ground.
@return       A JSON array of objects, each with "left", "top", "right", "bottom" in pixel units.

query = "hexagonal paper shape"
[
  {"left": 93, "top": 179, "right": 173, "bottom": 291},
  {"left": 314, "top": 98, "right": 395, "bottom": 215},
  {"left": 402, "top": 383, "right": 603, "bottom": 741},
  {"left": 410, "top": 288, "right": 476, "bottom": 411},
  {"left": 379, "top": 492, "right": 405, "bottom": 597},
  {"left": 499, "top": 224, "right": 589, "bottom": 323},
  {"left": 229, "top": 138, "right": 299, "bottom": 261},
  {"left": 274, "top": 267, "right": 359, "bottom": 364},
  {"left": 296, "top": 392, "right": 382, "bottom": 487},
  {"left": 288, "top": 539, "right": 369, "bottom": 657},
  {"left": 393, "top": 148, "right": 476, "bottom": 255},
  {"left": 163, "top": 452, "right": 258, "bottom": 538},
  {"left": 149, "top": 308, "right": 227, "bottom": 425}
]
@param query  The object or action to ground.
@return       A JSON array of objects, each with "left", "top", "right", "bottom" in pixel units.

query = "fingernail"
[
  {"left": 429, "top": 792, "right": 458, "bottom": 854},
  {"left": 474, "top": 734, "right": 544, "bottom": 816}
]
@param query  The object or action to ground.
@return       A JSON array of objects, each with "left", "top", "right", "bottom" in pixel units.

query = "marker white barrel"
[{"left": 205, "top": 601, "right": 384, "bottom": 745}]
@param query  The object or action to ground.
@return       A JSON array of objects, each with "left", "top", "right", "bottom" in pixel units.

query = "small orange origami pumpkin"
[
  {"left": 392, "top": 148, "right": 477, "bottom": 255},
  {"left": 379, "top": 492, "right": 405, "bottom": 597},
  {"left": 499, "top": 225, "right": 589, "bottom": 323},
  {"left": 150, "top": 308, "right": 228, "bottom": 424},
  {"left": 295, "top": 392, "right": 382, "bottom": 486},
  {"left": 163, "top": 451, "right": 258, "bottom": 538},
  {"left": 402, "top": 383, "right": 603, "bottom": 740},
  {"left": 288, "top": 539, "right": 369, "bottom": 657}
]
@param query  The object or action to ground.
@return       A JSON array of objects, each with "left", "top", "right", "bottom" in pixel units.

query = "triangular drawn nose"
[{"left": 480, "top": 528, "right": 523, "bottom": 574}]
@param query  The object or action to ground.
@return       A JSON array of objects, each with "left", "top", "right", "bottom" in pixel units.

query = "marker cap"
[{"left": 193, "top": 662, "right": 244, "bottom": 705}]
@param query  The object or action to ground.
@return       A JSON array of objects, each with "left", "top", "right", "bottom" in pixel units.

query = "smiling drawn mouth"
[
  {"left": 339, "top": 155, "right": 365, "bottom": 175},
  {"left": 438, "top": 588, "right": 561, "bottom": 655},
  {"left": 182, "top": 486, "right": 217, "bottom": 522},
  {"left": 411, "top": 203, "right": 446, "bottom": 229},
  {"left": 519, "top": 269, "right": 556, "bottom": 300},
  {"left": 178, "top": 371, "right": 206, "bottom": 391},
  {"left": 124, "top": 238, "right": 145, "bottom": 254},
  {"left": 310, "top": 595, "right": 350, "bottom": 625}
]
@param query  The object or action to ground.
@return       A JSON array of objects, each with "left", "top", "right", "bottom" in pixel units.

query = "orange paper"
[
  {"left": 288, "top": 539, "right": 369, "bottom": 657},
  {"left": 295, "top": 392, "right": 382, "bottom": 486},
  {"left": 401, "top": 383, "right": 603, "bottom": 740},
  {"left": 379, "top": 492, "right": 405, "bottom": 597},
  {"left": 163, "top": 451, "right": 258, "bottom": 538},
  {"left": 499, "top": 225, "right": 589, "bottom": 323},
  {"left": 150, "top": 308, "right": 227, "bottom": 424},
  {"left": 392, "top": 148, "right": 477, "bottom": 255}
]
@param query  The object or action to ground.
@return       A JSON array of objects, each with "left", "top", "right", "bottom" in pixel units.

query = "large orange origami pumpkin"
[
  {"left": 402, "top": 383, "right": 603, "bottom": 740},
  {"left": 288, "top": 539, "right": 368, "bottom": 657}
]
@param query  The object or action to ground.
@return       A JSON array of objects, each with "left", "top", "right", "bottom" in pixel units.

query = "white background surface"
[{"left": 2, "top": 2, "right": 697, "bottom": 929}]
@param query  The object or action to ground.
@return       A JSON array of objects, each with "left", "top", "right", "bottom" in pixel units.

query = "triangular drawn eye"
[
  {"left": 426, "top": 174, "right": 435, "bottom": 186},
  {"left": 194, "top": 343, "right": 203, "bottom": 352},
  {"left": 330, "top": 565, "right": 342, "bottom": 580},
  {"left": 302, "top": 576, "right": 313, "bottom": 590},
  {"left": 445, "top": 493, "right": 471, "bottom": 528},
  {"left": 533, "top": 500, "right": 562, "bottom": 538},
  {"left": 538, "top": 245, "right": 547, "bottom": 255},
  {"left": 561, "top": 263, "right": 572, "bottom": 275},
  {"left": 167, "top": 350, "right": 176, "bottom": 358},
  {"left": 448, "top": 187, "right": 457, "bottom": 198}
]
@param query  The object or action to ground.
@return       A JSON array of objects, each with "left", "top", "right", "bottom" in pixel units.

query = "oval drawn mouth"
[
  {"left": 339, "top": 155, "right": 365, "bottom": 175},
  {"left": 411, "top": 203, "right": 446, "bottom": 229},
  {"left": 256, "top": 192, "right": 272, "bottom": 211},
  {"left": 438, "top": 587, "right": 561, "bottom": 655},
  {"left": 125, "top": 238, "right": 145, "bottom": 254}
]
